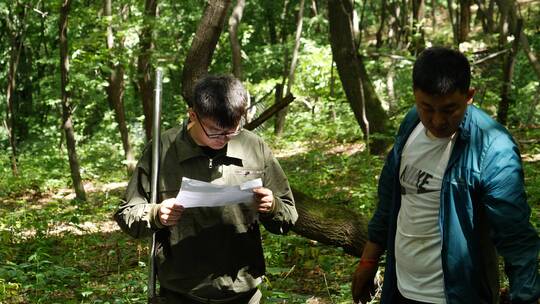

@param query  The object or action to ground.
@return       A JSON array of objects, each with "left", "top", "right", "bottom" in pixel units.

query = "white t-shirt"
[{"left": 395, "top": 122, "right": 456, "bottom": 304}]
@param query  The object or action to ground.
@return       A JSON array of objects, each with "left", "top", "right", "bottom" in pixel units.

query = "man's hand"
[
  {"left": 352, "top": 259, "right": 379, "bottom": 304},
  {"left": 253, "top": 187, "right": 274, "bottom": 214},
  {"left": 158, "top": 198, "right": 184, "bottom": 226}
]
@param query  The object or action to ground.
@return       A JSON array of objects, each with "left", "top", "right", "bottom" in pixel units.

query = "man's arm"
[
  {"left": 114, "top": 146, "right": 163, "bottom": 239},
  {"left": 481, "top": 134, "right": 540, "bottom": 303},
  {"left": 257, "top": 142, "right": 298, "bottom": 235}
]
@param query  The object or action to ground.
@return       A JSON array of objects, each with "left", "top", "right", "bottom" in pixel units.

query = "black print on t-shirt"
[{"left": 400, "top": 165, "right": 438, "bottom": 194}]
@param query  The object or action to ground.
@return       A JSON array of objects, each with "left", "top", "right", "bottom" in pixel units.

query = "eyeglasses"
[{"left": 195, "top": 112, "right": 244, "bottom": 139}]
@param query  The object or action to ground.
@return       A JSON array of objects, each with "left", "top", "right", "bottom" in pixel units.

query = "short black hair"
[
  {"left": 412, "top": 47, "right": 471, "bottom": 95},
  {"left": 193, "top": 75, "right": 248, "bottom": 128}
]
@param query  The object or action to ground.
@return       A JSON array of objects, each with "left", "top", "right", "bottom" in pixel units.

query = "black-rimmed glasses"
[{"left": 195, "top": 112, "right": 244, "bottom": 139}]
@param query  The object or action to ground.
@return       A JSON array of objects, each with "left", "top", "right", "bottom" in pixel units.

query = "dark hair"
[
  {"left": 192, "top": 75, "right": 248, "bottom": 128},
  {"left": 412, "top": 47, "right": 471, "bottom": 95}
]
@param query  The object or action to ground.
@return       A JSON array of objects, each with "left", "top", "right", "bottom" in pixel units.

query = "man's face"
[
  {"left": 189, "top": 110, "right": 242, "bottom": 150},
  {"left": 414, "top": 89, "right": 474, "bottom": 138}
]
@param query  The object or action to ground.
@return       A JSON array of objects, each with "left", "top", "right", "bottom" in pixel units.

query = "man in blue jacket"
[{"left": 352, "top": 47, "right": 540, "bottom": 304}]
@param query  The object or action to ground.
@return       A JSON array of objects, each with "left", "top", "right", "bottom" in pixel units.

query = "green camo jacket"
[{"left": 114, "top": 122, "right": 298, "bottom": 300}]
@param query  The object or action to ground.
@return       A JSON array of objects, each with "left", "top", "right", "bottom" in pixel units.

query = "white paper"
[{"left": 176, "top": 177, "right": 263, "bottom": 208}]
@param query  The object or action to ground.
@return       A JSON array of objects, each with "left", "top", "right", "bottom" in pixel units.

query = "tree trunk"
[
  {"left": 181, "top": 0, "right": 232, "bottom": 107},
  {"left": 447, "top": 0, "right": 459, "bottom": 45},
  {"left": 431, "top": 0, "right": 437, "bottom": 30},
  {"left": 264, "top": 2, "right": 278, "bottom": 44},
  {"left": 5, "top": 29, "right": 23, "bottom": 176},
  {"left": 291, "top": 189, "right": 368, "bottom": 257},
  {"left": 105, "top": 0, "right": 135, "bottom": 174},
  {"left": 275, "top": 0, "right": 305, "bottom": 136},
  {"left": 59, "top": 0, "right": 86, "bottom": 201},
  {"left": 496, "top": 0, "right": 516, "bottom": 48},
  {"left": 328, "top": 0, "right": 389, "bottom": 153},
  {"left": 411, "top": 0, "right": 426, "bottom": 55},
  {"left": 497, "top": 18, "right": 522, "bottom": 125},
  {"left": 137, "top": 0, "right": 158, "bottom": 141},
  {"left": 520, "top": 32, "right": 540, "bottom": 81},
  {"left": 228, "top": 0, "right": 246, "bottom": 80},
  {"left": 375, "top": 0, "right": 388, "bottom": 49},
  {"left": 458, "top": 0, "right": 471, "bottom": 43}
]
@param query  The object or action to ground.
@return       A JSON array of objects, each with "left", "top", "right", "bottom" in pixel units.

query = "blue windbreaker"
[{"left": 369, "top": 105, "right": 540, "bottom": 303}]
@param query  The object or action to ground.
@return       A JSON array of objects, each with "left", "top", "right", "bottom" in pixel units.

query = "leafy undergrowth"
[{"left": 1, "top": 128, "right": 539, "bottom": 303}]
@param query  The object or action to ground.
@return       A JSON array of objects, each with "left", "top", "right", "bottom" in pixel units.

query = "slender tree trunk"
[
  {"left": 328, "top": 0, "right": 389, "bottom": 153},
  {"left": 447, "top": 0, "right": 459, "bottom": 45},
  {"left": 497, "top": 19, "right": 522, "bottom": 125},
  {"left": 411, "top": 0, "right": 426, "bottom": 55},
  {"left": 59, "top": 0, "right": 86, "bottom": 201},
  {"left": 520, "top": 32, "right": 540, "bottom": 81},
  {"left": 458, "top": 0, "right": 471, "bottom": 42},
  {"left": 431, "top": 0, "right": 437, "bottom": 30},
  {"left": 182, "top": 0, "right": 232, "bottom": 106},
  {"left": 105, "top": 0, "right": 135, "bottom": 174},
  {"left": 228, "top": 0, "right": 246, "bottom": 79},
  {"left": 375, "top": 0, "right": 388, "bottom": 48},
  {"left": 275, "top": 0, "right": 305, "bottom": 136},
  {"left": 264, "top": 2, "right": 278, "bottom": 44},
  {"left": 137, "top": 0, "right": 158, "bottom": 141},
  {"left": 5, "top": 31, "right": 22, "bottom": 176}
]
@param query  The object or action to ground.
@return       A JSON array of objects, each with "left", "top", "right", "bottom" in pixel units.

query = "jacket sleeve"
[
  {"left": 114, "top": 145, "right": 163, "bottom": 239},
  {"left": 367, "top": 147, "right": 397, "bottom": 250},
  {"left": 258, "top": 141, "right": 298, "bottom": 235},
  {"left": 480, "top": 134, "right": 540, "bottom": 303}
]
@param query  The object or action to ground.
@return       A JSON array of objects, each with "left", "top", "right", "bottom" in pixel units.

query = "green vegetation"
[{"left": 1, "top": 0, "right": 539, "bottom": 303}]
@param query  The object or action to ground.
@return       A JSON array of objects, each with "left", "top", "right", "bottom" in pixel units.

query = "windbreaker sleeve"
[
  {"left": 367, "top": 147, "right": 397, "bottom": 250},
  {"left": 480, "top": 134, "right": 540, "bottom": 303},
  {"left": 258, "top": 141, "right": 298, "bottom": 235},
  {"left": 114, "top": 145, "right": 163, "bottom": 239}
]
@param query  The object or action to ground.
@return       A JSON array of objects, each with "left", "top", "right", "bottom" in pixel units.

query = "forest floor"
[{"left": 1, "top": 128, "right": 539, "bottom": 303}]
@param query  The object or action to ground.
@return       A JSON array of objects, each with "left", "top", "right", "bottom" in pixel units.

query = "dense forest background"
[{"left": 1, "top": 0, "right": 539, "bottom": 303}]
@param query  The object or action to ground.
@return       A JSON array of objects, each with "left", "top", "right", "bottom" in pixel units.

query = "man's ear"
[
  {"left": 466, "top": 88, "right": 475, "bottom": 105},
  {"left": 188, "top": 108, "right": 196, "bottom": 120}
]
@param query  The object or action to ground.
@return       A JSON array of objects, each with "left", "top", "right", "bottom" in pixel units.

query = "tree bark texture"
[
  {"left": 105, "top": 0, "right": 135, "bottom": 174},
  {"left": 228, "top": 0, "right": 246, "bottom": 80},
  {"left": 275, "top": 0, "right": 305, "bottom": 136},
  {"left": 497, "top": 19, "right": 522, "bottom": 125},
  {"left": 5, "top": 27, "right": 23, "bottom": 176},
  {"left": 520, "top": 32, "right": 540, "bottom": 81},
  {"left": 137, "top": 0, "right": 157, "bottom": 141},
  {"left": 181, "top": 0, "right": 232, "bottom": 107},
  {"left": 328, "top": 0, "right": 389, "bottom": 151},
  {"left": 411, "top": 0, "right": 426, "bottom": 54},
  {"left": 458, "top": 0, "right": 471, "bottom": 43},
  {"left": 291, "top": 189, "right": 368, "bottom": 257},
  {"left": 59, "top": 0, "right": 86, "bottom": 201},
  {"left": 375, "top": 0, "right": 388, "bottom": 49},
  {"left": 447, "top": 0, "right": 459, "bottom": 45}
]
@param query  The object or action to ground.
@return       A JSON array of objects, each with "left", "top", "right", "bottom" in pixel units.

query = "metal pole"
[{"left": 148, "top": 67, "right": 163, "bottom": 303}]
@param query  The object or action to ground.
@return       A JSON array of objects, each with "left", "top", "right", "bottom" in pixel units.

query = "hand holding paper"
[{"left": 176, "top": 177, "right": 263, "bottom": 208}]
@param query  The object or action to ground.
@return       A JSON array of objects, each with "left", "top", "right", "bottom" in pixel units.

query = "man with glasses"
[{"left": 115, "top": 75, "right": 298, "bottom": 303}]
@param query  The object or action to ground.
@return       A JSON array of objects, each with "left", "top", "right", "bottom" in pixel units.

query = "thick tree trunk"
[
  {"left": 291, "top": 189, "right": 368, "bottom": 257},
  {"left": 328, "top": 0, "right": 389, "bottom": 153},
  {"left": 497, "top": 19, "right": 522, "bottom": 125},
  {"left": 181, "top": 0, "right": 232, "bottom": 107},
  {"left": 137, "top": 0, "right": 157, "bottom": 141},
  {"left": 229, "top": 0, "right": 246, "bottom": 80},
  {"left": 105, "top": 0, "right": 135, "bottom": 174},
  {"left": 59, "top": 0, "right": 86, "bottom": 201},
  {"left": 275, "top": 0, "right": 305, "bottom": 136}
]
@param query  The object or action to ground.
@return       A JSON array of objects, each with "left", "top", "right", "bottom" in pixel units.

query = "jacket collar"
[{"left": 174, "top": 120, "right": 245, "bottom": 164}]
